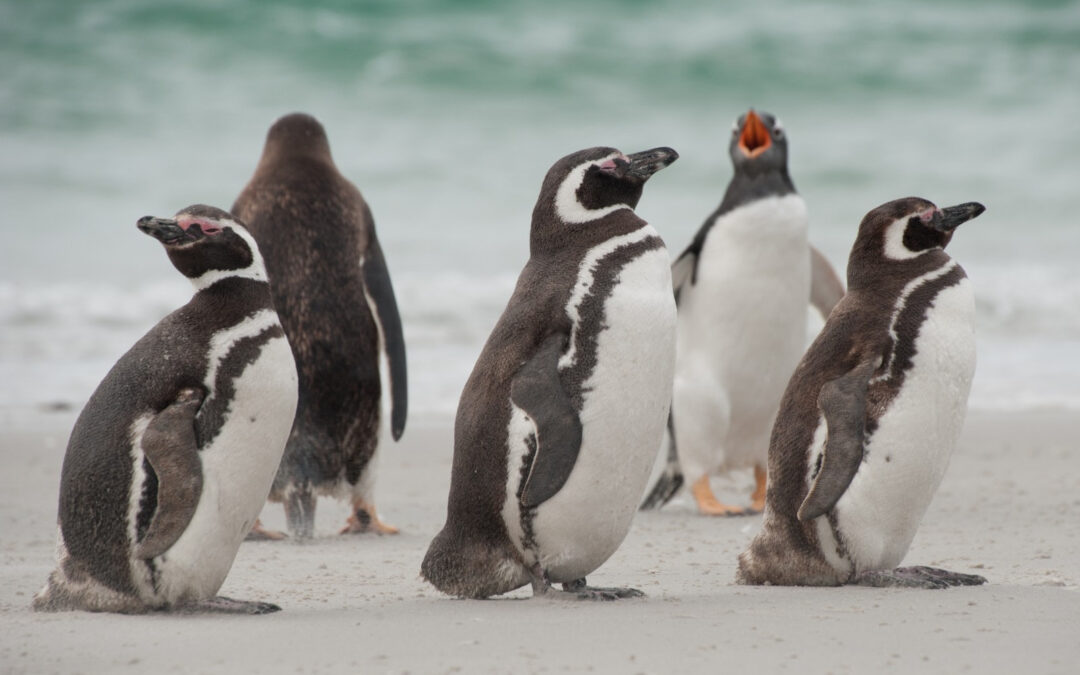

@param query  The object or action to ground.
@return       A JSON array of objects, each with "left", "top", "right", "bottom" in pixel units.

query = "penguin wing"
[
  {"left": 670, "top": 249, "right": 696, "bottom": 299},
  {"left": 797, "top": 357, "right": 880, "bottom": 522},
  {"left": 362, "top": 237, "right": 408, "bottom": 441},
  {"left": 809, "top": 245, "right": 845, "bottom": 320},
  {"left": 135, "top": 388, "right": 205, "bottom": 560},
  {"left": 512, "top": 332, "right": 583, "bottom": 509}
]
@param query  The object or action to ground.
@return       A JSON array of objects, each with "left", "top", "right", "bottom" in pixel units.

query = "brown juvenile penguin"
[{"left": 233, "top": 113, "right": 407, "bottom": 538}]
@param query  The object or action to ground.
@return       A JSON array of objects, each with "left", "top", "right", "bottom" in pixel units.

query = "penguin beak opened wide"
[{"left": 738, "top": 109, "right": 772, "bottom": 158}]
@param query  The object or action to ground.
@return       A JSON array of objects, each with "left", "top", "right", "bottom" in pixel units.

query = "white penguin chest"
[
  {"left": 504, "top": 230, "right": 676, "bottom": 582},
  {"left": 829, "top": 274, "right": 976, "bottom": 572},
  {"left": 677, "top": 195, "right": 810, "bottom": 395},
  {"left": 147, "top": 310, "right": 298, "bottom": 601}
]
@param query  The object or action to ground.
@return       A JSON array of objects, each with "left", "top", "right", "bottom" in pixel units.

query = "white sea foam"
[{"left": 2, "top": 264, "right": 1079, "bottom": 414}]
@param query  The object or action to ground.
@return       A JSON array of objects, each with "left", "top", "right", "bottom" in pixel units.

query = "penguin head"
[
  {"left": 729, "top": 109, "right": 788, "bottom": 176},
  {"left": 534, "top": 146, "right": 678, "bottom": 240},
  {"left": 138, "top": 205, "right": 268, "bottom": 289},
  {"left": 260, "top": 112, "right": 333, "bottom": 165},
  {"left": 849, "top": 197, "right": 985, "bottom": 275}
]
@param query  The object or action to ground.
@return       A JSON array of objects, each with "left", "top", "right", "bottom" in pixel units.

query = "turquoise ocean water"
[{"left": 2, "top": 0, "right": 1079, "bottom": 415}]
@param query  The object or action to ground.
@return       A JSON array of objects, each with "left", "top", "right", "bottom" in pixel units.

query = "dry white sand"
[{"left": 1, "top": 406, "right": 1078, "bottom": 675}]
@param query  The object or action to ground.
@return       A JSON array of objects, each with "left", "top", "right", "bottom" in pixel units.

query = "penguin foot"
[
  {"left": 340, "top": 499, "right": 399, "bottom": 535},
  {"left": 178, "top": 596, "right": 282, "bottom": 615},
  {"left": 530, "top": 572, "right": 644, "bottom": 601},
  {"left": 854, "top": 566, "right": 988, "bottom": 589},
  {"left": 562, "top": 578, "right": 645, "bottom": 601},
  {"left": 245, "top": 518, "right": 288, "bottom": 541},
  {"left": 691, "top": 475, "right": 758, "bottom": 516},
  {"left": 749, "top": 464, "right": 768, "bottom": 512},
  {"left": 284, "top": 486, "right": 316, "bottom": 539}
]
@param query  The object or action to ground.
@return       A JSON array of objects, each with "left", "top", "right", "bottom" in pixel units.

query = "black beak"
[
  {"left": 137, "top": 216, "right": 188, "bottom": 244},
  {"left": 934, "top": 202, "right": 986, "bottom": 232},
  {"left": 626, "top": 147, "right": 679, "bottom": 182}
]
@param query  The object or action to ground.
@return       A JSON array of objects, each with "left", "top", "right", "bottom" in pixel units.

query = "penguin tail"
[
  {"left": 640, "top": 463, "right": 684, "bottom": 510},
  {"left": 639, "top": 412, "right": 684, "bottom": 510}
]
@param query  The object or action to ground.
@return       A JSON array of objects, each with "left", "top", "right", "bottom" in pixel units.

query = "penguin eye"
[{"left": 202, "top": 226, "right": 222, "bottom": 235}]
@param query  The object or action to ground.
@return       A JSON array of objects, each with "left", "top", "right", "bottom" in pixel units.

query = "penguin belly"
[
  {"left": 148, "top": 332, "right": 297, "bottom": 604},
  {"left": 673, "top": 195, "right": 810, "bottom": 478},
  {"left": 828, "top": 279, "right": 976, "bottom": 573},
  {"left": 507, "top": 246, "right": 676, "bottom": 583}
]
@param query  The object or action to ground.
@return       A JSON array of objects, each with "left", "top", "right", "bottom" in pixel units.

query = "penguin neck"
[
  {"left": 529, "top": 210, "right": 649, "bottom": 258},
  {"left": 845, "top": 248, "right": 954, "bottom": 294},
  {"left": 190, "top": 275, "right": 275, "bottom": 310},
  {"left": 188, "top": 264, "right": 269, "bottom": 292},
  {"left": 717, "top": 166, "right": 796, "bottom": 215}
]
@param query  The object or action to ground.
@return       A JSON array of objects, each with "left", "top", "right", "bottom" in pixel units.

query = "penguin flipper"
[
  {"left": 670, "top": 249, "right": 696, "bottom": 299},
  {"left": 513, "top": 333, "right": 582, "bottom": 509},
  {"left": 135, "top": 388, "right": 205, "bottom": 560},
  {"left": 809, "top": 245, "right": 845, "bottom": 320},
  {"left": 797, "top": 357, "right": 879, "bottom": 522},
  {"left": 362, "top": 237, "right": 408, "bottom": 441}
]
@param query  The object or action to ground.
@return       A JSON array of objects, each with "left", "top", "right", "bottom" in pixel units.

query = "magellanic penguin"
[
  {"left": 422, "top": 146, "right": 679, "bottom": 599},
  {"left": 641, "top": 109, "right": 844, "bottom": 516},
  {"left": 32, "top": 206, "right": 298, "bottom": 613},
  {"left": 232, "top": 113, "right": 407, "bottom": 539},
  {"left": 737, "top": 197, "right": 988, "bottom": 589}
]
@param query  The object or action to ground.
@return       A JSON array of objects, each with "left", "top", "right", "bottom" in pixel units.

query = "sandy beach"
[{"left": 1, "top": 406, "right": 1077, "bottom": 675}]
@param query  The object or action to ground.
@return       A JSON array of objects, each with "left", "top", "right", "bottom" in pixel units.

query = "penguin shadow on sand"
[
  {"left": 422, "top": 145, "right": 681, "bottom": 601},
  {"left": 33, "top": 206, "right": 298, "bottom": 615},
  {"left": 233, "top": 113, "right": 408, "bottom": 542},
  {"left": 641, "top": 108, "right": 845, "bottom": 518}
]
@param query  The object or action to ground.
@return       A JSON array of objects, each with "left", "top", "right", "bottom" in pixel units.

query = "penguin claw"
[
  {"left": 178, "top": 596, "right": 282, "bottom": 614},
  {"left": 691, "top": 475, "right": 758, "bottom": 516},
  {"left": 340, "top": 500, "right": 399, "bottom": 535},
  {"left": 245, "top": 519, "right": 288, "bottom": 541},
  {"left": 559, "top": 578, "right": 644, "bottom": 600},
  {"left": 853, "top": 566, "right": 988, "bottom": 589},
  {"left": 572, "top": 587, "right": 645, "bottom": 601}
]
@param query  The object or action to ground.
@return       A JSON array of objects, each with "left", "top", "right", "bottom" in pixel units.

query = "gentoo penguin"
[
  {"left": 737, "top": 197, "right": 988, "bottom": 588},
  {"left": 232, "top": 113, "right": 407, "bottom": 539},
  {"left": 641, "top": 109, "right": 844, "bottom": 515},
  {"left": 32, "top": 205, "right": 298, "bottom": 613},
  {"left": 422, "top": 146, "right": 679, "bottom": 599}
]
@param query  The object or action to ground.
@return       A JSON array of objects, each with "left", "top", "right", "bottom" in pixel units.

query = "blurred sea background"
[{"left": 2, "top": 0, "right": 1078, "bottom": 419}]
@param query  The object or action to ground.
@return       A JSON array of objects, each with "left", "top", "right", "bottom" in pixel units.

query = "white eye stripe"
[
  {"left": 883, "top": 216, "right": 930, "bottom": 260},
  {"left": 553, "top": 153, "right": 633, "bottom": 224},
  {"left": 189, "top": 224, "right": 270, "bottom": 290}
]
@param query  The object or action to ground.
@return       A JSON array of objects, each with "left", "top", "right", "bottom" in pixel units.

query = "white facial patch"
[
  {"left": 882, "top": 216, "right": 930, "bottom": 261},
  {"left": 190, "top": 224, "right": 270, "bottom": 291},
  {"left": 553, "top": 152, "right": 633, "bottom": 224}
]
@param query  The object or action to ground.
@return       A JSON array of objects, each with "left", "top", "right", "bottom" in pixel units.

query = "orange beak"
[{"left": 738, "top": 110, "right": 771, "bottom": 158}]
